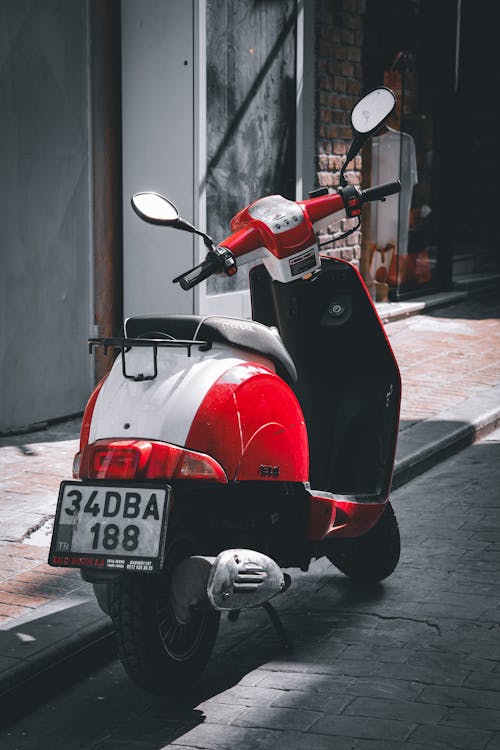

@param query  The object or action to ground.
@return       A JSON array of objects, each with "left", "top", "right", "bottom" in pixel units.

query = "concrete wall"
[{"left": 0, "top": 0, "right": 92, "bottom": 433}]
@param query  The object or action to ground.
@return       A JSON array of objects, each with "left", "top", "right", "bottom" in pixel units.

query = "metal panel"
[
  {"left": 0, "top": 0, "right": 91, "bottom": 433},
  {"left": 121, "top": 0, "right": 195, "bottom": 318}
]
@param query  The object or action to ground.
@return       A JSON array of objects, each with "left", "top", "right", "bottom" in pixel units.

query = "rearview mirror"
[
  {"left": 131, "top": 190, "right": 216, "bottom": 249},
  {"left": 339, "top": 86, "right": 396, "bottom": 187},
  {"left": 351, "top": 87, "right": 396, "bottom": 135},
  {"left": 131, "top": 192, "right": 179, "bottom": 224}
]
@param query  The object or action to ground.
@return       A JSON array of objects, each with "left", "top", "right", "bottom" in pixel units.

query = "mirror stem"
[{"left": 175, "top": 218, "right": 215, "bottom": 249}]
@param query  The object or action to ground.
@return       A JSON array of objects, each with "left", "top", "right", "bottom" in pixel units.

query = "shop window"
[{"left": 363, "top": 0, "right": 452, "bottom": 300}]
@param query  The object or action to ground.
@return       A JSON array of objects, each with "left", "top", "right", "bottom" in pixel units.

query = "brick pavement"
[
  {"left": 0, "top": 419, "right": 86, "bottom": 627},
  {"left": 0, "top": 284, "right": 499, "bottom": 709},
  {"left": 387, "top": 289, "right": 500, "bottom": 427}
]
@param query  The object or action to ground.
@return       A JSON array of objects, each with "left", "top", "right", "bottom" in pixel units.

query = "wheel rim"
[
  {"left": 156, "top": 535, "right": 211, "bottom": 662},
  {"left": 157, "top": 593, "right": 209, "bottom": 661}
]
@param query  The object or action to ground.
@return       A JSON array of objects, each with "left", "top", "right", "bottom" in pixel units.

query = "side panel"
[
  {"left": 251, "top": 258, "right": 401, "bottom": 499},
  {"left": 186, "top": 364, "right": 309, "bottom": 481}
]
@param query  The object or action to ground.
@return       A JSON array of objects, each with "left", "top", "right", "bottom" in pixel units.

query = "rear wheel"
[
  {"left": 110, "top": 535, "right": 220, "bottom": 694},
  {"left": 327, "top": 501, "right": 400, "bottom": 583}
]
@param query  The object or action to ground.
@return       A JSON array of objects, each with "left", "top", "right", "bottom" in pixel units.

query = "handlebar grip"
[
  {"left": 173, "top": 256, "right": 219, "bottom": 291},
  {"left": 361, "top": 180, "right": 401, "bottom": 203}
]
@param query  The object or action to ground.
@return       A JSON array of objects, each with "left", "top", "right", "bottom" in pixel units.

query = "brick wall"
[{"left": 316, "top": 0, "right": 365, "bottom": 262}]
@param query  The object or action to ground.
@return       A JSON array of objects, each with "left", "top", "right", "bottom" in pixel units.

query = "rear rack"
[{"left": 88, "top": 337, "right": 211, "bottom": 382}]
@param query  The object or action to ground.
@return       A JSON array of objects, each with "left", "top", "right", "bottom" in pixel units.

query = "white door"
[{"left": 121, "top": 0, "right": 196, "bottom": 318}]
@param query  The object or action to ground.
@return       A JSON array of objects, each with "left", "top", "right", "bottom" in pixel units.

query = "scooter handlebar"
[
  {"left": 361, "top": 179, "right": 401, "bottom": 203},
  {"left": 173, "top": 254, "right": 221, "bottom": 291},
  {"left": 173, "top": 247, "right": 237, "bottom": 290}
]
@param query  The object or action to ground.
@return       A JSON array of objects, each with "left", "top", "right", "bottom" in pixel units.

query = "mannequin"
[{"left": 369, "top": 107, "right": 418, "bottom": 293}]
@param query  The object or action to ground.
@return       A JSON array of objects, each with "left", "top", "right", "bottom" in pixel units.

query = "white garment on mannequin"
[{"left": 370, "top": 126, "right": 418, "bottom": 255}]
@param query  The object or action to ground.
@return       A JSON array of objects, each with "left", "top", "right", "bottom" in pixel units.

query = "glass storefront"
[{"left": 363, "top": 0, "right": 456, "bottom": 300}]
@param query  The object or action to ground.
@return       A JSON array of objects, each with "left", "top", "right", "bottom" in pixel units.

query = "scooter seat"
[{"left": 124, "top": 314, "right": 297, "bottom": 384}]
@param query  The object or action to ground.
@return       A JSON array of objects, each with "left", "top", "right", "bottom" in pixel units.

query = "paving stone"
[
  {"left": 442, "top": 706, "right": 500, "bottom": 732},
  {"left": 265, "top": 729, "right": 353, "bottom": 750},
  {"left": 0, "top": 556, "right": 38, "bottom": 574},
  {"left": 465, "top": 671, "right": 500, "bottom": 691},
  {"left": 336, "top": 645, "right": 409, "bottom": 664},
  {"left": 418, "top": 684, "right": 500, "bottom": 711},
  {"left": 170, "top": 723, "right": 274, "bottom": 749},
  {"left": 270, "top": 689, "right": 349, "bottom": 713},
  {"left": 344, "top": 676, "right": 423, "bottom": 701},
  {"left": 199, "top": 685, "right": 287, "bottom": 708},
  {"left": 344, "top": 695, "right": 446, "bottom": 725},
  {"left": 200, "top": 701, "right": 249, "bottom": 725},
  {"left": 0, "top": 602, "right": 33, "bottom": 619},
  {"left": 407, "top": 649, "right": 498, "bottom": 675},
  {"left": 311, "top": 713, "right": 414, "bottom": 742},
  {"left": 0, "top": 580, "right": 64, "bottom": 599},
  {"left": 409, "top": 723, "right": 494, "bottom": 750},
  {"left": 0, "top": 590, "right": 53, "bottom": 609},
  {"left": 232, "top": 705, "right": 321, "bottom": 731},
  {"left": 13, "top": 570, "right": 82, "bottom": 590},
  {"left": 353, "top": 741, "right": 450, "bottom": 750},
  {"left": 259, "top": 670, "right": 354, "bottom": 694},
  {"left": 302, "top": 658, "right": 377, "bottom": 678},
  {"left": 370, "top": 660, "right": 470, "bottom": 687}
]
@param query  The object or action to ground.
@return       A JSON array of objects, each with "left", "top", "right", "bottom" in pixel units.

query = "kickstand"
[{"left": 261, "top": 601, "right": 293, "bottom": 652}]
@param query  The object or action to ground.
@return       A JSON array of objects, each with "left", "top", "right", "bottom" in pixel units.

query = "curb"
[
  {"left": 0, "top": 597, "right": 114, "bottom": 705},
  {"left": 393, "top": 383, "right": 500, "bottom": 489},
  {"left": 375, "top": 290, "right": 469, "bottom": 325}
]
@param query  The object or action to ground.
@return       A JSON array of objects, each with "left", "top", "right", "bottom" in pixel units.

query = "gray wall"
[
  {"left": 0, "top": 0, "right": 92, "bottom": 433},
  {"left": 121, "top": 0, "right": 195, "bottom": 318}
]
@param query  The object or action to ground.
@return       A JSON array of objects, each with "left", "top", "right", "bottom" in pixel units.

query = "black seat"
[{"left": 124, "top": 315, "right": 297, "bottom": 384}]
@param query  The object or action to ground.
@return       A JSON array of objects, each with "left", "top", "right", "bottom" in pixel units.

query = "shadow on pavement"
[
  {"left": 425, "top": 285, "right": 500, "bottom": 321},
  {"left": 0, "top": 416, "right": 82, "bottom": 448}
]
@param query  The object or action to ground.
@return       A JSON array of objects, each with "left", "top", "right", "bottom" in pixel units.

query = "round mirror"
[
  {"left": 351, "top": 87, "right": 396, "bottom": 135},
  {"left": 131, "top": 192, "right": 179, "bottom": 223}
]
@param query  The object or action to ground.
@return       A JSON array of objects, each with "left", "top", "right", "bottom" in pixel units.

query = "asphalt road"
[{"left": 1, "top": 428, "right": 499, "bottom": 750}]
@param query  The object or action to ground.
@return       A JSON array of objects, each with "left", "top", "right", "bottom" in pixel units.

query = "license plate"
[{"left": 48, "top": 481, "right": 171, "bottom": 574}]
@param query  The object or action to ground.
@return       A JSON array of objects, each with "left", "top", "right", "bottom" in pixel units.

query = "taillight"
[
  {"left": 81, "top": 440, "right": 227, "bottom": 483},
  {"left": 90, "top": 440, "right": 152, "bottom": 480},
  {"left": 148, "top": 443, "right": 228, "bottom": 482},
  {"left": 175, "top": 448, "right": 227, "bottom": 481}
]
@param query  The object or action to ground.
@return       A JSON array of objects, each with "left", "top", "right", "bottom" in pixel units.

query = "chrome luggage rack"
[{"left": 88, "top": 337, "right": 211, "bottom": 382}]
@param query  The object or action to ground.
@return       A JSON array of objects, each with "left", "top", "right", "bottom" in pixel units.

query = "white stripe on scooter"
[{"left": 88, "top": 343, "right": 274, "bottom": 447}]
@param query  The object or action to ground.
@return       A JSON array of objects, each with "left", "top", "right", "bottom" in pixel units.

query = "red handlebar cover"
[
  {"left": 299, "top": 192, "right": 345, "bottom": 225},
  {"left": 218, "top": 226, "right": 264, "bottom": 259}
]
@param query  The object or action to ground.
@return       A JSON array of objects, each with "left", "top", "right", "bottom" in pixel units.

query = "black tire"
[
  {"left": 327, "top": 501, "right": 400, "bottom": 583},
  {"left": 93, "top": 581, "right": 112, "bottom": 615},
  {"left": 110, "top": 535, "right": 220, "bottom": 694}
]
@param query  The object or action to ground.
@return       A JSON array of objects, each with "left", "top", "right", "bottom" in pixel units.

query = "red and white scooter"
[{"left": 49, "top": 87, "right": 402, "bottom": 694}]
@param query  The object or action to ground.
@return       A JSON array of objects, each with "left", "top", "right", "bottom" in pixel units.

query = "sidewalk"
[{"left": 1, "top": 282, "right": 499, "bottom": 702}]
